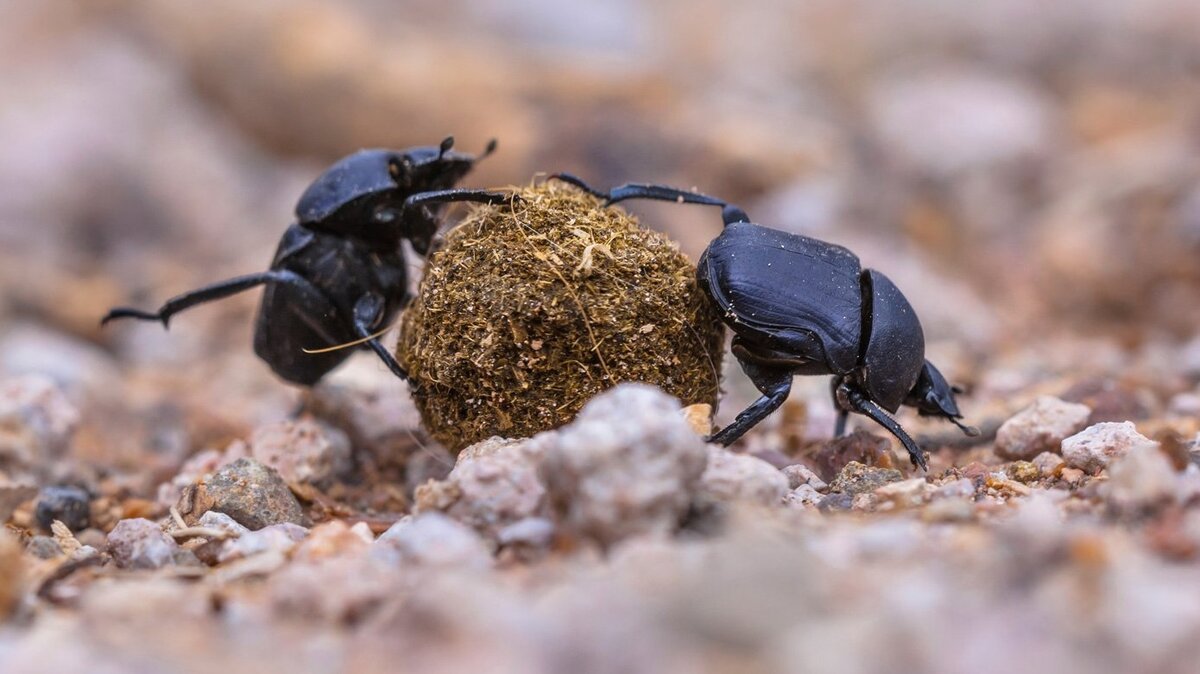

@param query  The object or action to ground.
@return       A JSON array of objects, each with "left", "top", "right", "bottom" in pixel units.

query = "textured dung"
[{"left": 397, "top": 181, "right": 725, "bottom": 451}]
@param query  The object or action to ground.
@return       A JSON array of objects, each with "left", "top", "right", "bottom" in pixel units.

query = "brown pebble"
[
  {"left": 182, "top": 458, "right": 307, "bottom": 530},
  {"left": 1006, "top": 461, "right": 1041, "bottom": 484},
  {"left": 830, "top": 461, "right": 904, "bottom": 496},
  {"left": 813, "top": 431, "right": 900, "bottom": 482}
]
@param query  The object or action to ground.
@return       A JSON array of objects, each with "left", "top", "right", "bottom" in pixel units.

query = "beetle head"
[
  {"left": 294, "top": 138, "right": 495, "bottom": 247},
  {"left": 904, "top": 360, "right": 978, "bottom": 435}
]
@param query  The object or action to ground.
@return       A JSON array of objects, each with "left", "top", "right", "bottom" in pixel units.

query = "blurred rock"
[
  {"left": 870, "top": 69, "right": 1052, "bottom": 178},
  {"left": 829, "top": 461, "right": 904, "bottom": 496},
  {"left": 34, "top": 485, "right": 90, "bottom": 532},
  {"left": 0, "top": 325, "right": 121, "bottom": 398},
  {"left": 181, "top": 457, "right": 306, "bottom": 530},
  {"left": 782, "top": 463, "right": 827, "bottom": 491},
  {"left": 1006, "top": 461, "right": 1041, "bottom": 484},
  {"left": 292, "top": 520, "right": 373, "bottom": 562},
  {"left": 415, "top": 436, "right": 545, "bottom": 540},
  {"left": 107, "top": 518, "right": 180, "bottom": 570},
  {"left": 25, "top": 535, "right": 62, "bottom": 560},
  {"left": 0, "top": 374, "right": 79, "bottom": 478},
  {"left": 538, "top": 384, "right": 708, "bottom": 546},
  {"left": 995, "top": 396, "right": 1091, "bottom": 460},
  {"left": 195, "top": 510, "right": 250, "bottom": 537},
  {"left": 268, "top": 556, "right": 397, "bottom": 624},
  {"left": 217, "top": 522, "right": 305, "bottom": 564},
  {"left": 156, "top": 445, "right": 247, "bottom": 507},
  {"left": 1032, "top": 451, "right": 1066, "bottom": 476},
  {"left": 1062, "top": 422, "right": 1160, "bottom": 474},
  {"left": 783, "top": 484, "right": 823, "bottom": 508},
  {"left": 0, "top": 482, "right": 37, "bottom": 525},
  {"left": 874, "top": 478, "right": 934, "bottom": 509},
  {"left": 812, "top": 430, "right": 900, "bottom": 482},
  {"left": 248, "top": 417, "right": 351, "bottom": 487},
  {"left": 372, "top": 512, "right": 492, "bottom": 571},
  {"left": 1104, "top": 447, "right": 1177, "bottom": 515},
  {"left": 933, "top": 477, "right": 976, "bottom": 500},
  {"left": 698, "top": 447, "right": 789, "bottom": 507}
]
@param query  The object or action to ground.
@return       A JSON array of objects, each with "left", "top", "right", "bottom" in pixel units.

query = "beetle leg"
[
  {"left": 843, "top": 386, "right": 929, "bottom": 472},
  {"left": 352, "top": 293, "right": 410, "bottom": 383},
  {"left": 402, "top": 188, "right": 515, "bottom": 211},
  {"left": 548, "top": 173, "right": 727, "bottom": 209},
  {"left": 707, "top": 361, "right": 793, "bottom": 446},
  {"left": 102, "top": 270, "right": 307, "bottom": 328},
  {"left": 834, "top": 410, "right": 849, "bottom": 437}
]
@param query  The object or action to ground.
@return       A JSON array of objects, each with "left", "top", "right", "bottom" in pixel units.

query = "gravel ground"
[{"left": 3, "top": 1, "right": 1200, "bottom": 672}]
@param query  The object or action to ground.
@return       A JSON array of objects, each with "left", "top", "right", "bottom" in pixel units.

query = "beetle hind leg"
[{"left": 101, "top": 270, "right": 294, "bottom": 328}]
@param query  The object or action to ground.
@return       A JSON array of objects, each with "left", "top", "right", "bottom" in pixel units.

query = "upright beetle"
[
  {"left": 551, "top": 174, "right": 974, "bottom": 470},
  {"left": 103, "top": 137, "right": 511, "bottom": 386}
]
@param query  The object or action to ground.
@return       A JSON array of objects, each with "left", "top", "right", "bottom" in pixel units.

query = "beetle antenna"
[
  {"left": 950, "top": 417, "right": 980, "bottom": 437},
  {"left": 480, "top": 139, "right": 498, "bottom": 159},
  {"left": 438, "top": 136, "right": 454, "bottom": 160}
]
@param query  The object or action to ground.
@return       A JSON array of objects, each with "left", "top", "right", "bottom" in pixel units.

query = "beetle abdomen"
[{"left": 700, "top": 223, "right": 863, "bottom": 373}]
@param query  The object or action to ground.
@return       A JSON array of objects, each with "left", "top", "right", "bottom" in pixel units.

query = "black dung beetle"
[
  {"left": 551, "top": 174, "right": 976, "bottom": 470},
  {"left": 103, "top": 137, "right": 512, "bottom": 386}
]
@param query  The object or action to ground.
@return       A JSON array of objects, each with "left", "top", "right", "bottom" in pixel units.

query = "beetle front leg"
[
  {"left": 352, "top": 293, "right": 410, "bottom": 383},
  {"left": 707, "top": 360, "right": 793, "bottom": 446},
  {"left": 839, "top": 383, "right": 929, "bottom": 472}
]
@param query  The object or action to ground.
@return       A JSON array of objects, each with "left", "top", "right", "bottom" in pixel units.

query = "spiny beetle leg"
[
  {"left": 707, "top": 360, "right": 793, "bottom": 446},
  {"left": 845, "top": 386, "right": 928, "bottom": 472}
]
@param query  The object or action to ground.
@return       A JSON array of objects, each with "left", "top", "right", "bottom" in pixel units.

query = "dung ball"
[{"left": 396, "top": 181, "right": 725, "bottom": 451}]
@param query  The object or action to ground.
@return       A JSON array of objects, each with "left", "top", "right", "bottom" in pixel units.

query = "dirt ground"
[{"left": 3, "top": 1, "right": 1200, "bottom": 672}]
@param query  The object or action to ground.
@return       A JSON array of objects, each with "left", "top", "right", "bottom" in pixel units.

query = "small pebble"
[
  {"left": 415, "top": 436, "right": 545, "bottom": 540},
  {"left": 817, "top": 492, "right": 854, "bottom": 512},
  {"left": 219, "top": 522, "right": 308, "bottom": 564},
  {"left": 292, "top": 520, "right": 373, "bottom": 562},
  {"left": 698, "top": 447, "right": 789, "bottom": 507},
  {"left": 373, "top": 512, "right": 492, "bottom": 570},
  {"left": 1061, "top": 421, "right": 1160, "bottom": 474},
  {"left": 782, "top": 464, "right": 827, "bottom": 491},
  {"left": 107, "top": 518, "right": 180, "bottom": 570},
  {"left": 26, "top": 535, "right": 63, "bottom": 559},
  {"left": 994, "top": 396, "right": 1091, "bottom": 460},
  {"left": 34, "top": 485, "right": 90, "bottom": 531},
  {"left": 1031, "top": 451, "right": 1066, "bottom": 476},
  {"left": 830, "top": 461, "right": 904, "bottom": 496},
  {"left": 1006, "top": 461, "right": 1041, "bottom": 484},
  {"left": 183, "top": 458, "right": 307, "bottom": 530},
  {"left": 249, "top": 417, "right": 351, "bottom": 487},
  {"left": 537, "top": 384, "right": 708, "bottom": 546},
  {"left": 813, "top": 431, "right": 898, "bottom": 482},
  {"left": 0, "top": 374, "right": 80, "bottom": 478},
  {"left": 933, "top": 478, "right": 976, "bottom": 500},
  {"left": 1104, "top": 446, "right": 1177, "bottom": 515},
  {"left": 874, "top": 478, "right": 933, "bottom": 508},
  {"left": 783, "top": 484, "right": 823, "bottom": 509}
]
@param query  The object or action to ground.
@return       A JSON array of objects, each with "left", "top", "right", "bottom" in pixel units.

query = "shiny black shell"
[
  {"left": 698, "top": 222, "right": 863, "bottom": 374},
  {"left": 252, "top": 225, "right": 407, "bottom": 385}
]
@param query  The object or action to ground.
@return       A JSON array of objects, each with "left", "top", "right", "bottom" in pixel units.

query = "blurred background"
[{"left": 2, "top": 0, "right": 1200, "bottom": 469}]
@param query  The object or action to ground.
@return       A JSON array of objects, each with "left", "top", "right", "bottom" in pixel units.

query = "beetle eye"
[
  {"left": 373, "top": 206, "right": 398, "bottom": 224},
  {"left": 387, "top": 158, "right": 408, "bottom": 180}
]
